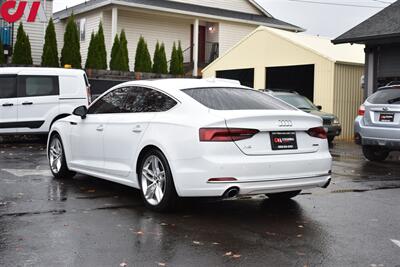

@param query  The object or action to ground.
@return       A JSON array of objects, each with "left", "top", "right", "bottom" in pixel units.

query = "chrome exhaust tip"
[{"left": 223, "top": 187, "right": 240, "bottom": 199}]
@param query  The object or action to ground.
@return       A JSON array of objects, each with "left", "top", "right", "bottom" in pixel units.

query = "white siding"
[
  {"left": 168, "top": 0, "right": 262, "bottom": 15},
  {"left": 104, "top": 9, "right": 192, "bottom": 71},
  {"left": 218, "top": 22, "right": 256, "bottom": 56},
  {"left": 54, "top": 11, "right": 102, "bottom": 67},
  {"left": 12, "top": 0, "right": 53, "bottom": 65}
]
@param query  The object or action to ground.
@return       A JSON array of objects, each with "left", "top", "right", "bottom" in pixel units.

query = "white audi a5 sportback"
[{"left": 48, "top": 79, "right": 332, "bottom": 211}]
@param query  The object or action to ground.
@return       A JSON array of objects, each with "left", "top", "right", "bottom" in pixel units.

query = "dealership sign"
[{"left": 0, "top": 1, "right": 47, "bottom": 23}]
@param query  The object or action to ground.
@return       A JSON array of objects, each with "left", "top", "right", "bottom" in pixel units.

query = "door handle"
[
  {"left": 96, "top": 125, "right": 104, "bottom": 132},
  {"left": 70, "top": 122, "right": 78, "bottom": 125},
  {"left": 2, "top": 103, "right": 13, "bottom": 107},
  {"left": 132, "top": 125, "right": 142, "bottom": 133},
  {"left": 22, "top": 102, "right": 33, "bottom": 105}
]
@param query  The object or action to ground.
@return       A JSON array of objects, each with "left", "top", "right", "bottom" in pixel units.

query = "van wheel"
[
  {"left": 48, "top": 134, "right": 76, "bottom": 179},
  {"left": 138, "top": 149, "right": 178, "bottom": 212},
  {"left": 266, "top": 190, "right": 301, "bottom": 200},
  {"left": 362, "top": 145, "right": 389, "bottom": 162}
]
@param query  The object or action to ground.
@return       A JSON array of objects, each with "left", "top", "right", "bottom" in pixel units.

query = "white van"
[{"left": 0, "top": 67, "right": 90, "bottom": 135}]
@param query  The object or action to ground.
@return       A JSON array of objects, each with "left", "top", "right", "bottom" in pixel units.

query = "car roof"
[
  {"left": 115, "top": 78, "right": 246, "bottom": 92},
  {"left": 0, "top": 67, "right": 85, "bottom": 76},
  {"left": 377, "top": 85, "right": 400, "bottom": 91}
]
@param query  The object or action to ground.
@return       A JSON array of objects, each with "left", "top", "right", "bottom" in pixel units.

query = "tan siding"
[
  {"left": 333, "top": 64, "right": 364, "bottom": 140},
  {"left": 115, "top": 10, "right": 192, "bottom": 71},
  {"left": 218, "top": 22, "right": 257, "bottom": 56},
  {"left": 168, "top": 0, "right": 262, "bottom": 15},
  {"left": 12, "top": 0, "right": 53, "bottom": 65}
]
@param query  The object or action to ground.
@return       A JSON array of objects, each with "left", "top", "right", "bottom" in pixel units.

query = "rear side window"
[
  {"left": 368, "top": 89, "right": 400, "bottom": 104},
  {"left": 123, "top": 87, "right": 177, "bottom": 113},
  {"left": 0, "top": 76, "right": 17, "bottom": 99},
  {"left": 183, "top": 87, "right": 296, "bottom": 110},
  {"left": 19, "top": 76, "right": 59, "bottom": 97}
]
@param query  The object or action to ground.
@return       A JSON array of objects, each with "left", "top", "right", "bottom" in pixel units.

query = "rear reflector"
[
  {"left": 358, "top": 105, "right": 365, "bottom": 116},
  {"left": 199, "top": 128, "right": 259, "bottom": 142},
  {"left": 208, "top": 177, "right": 238, "bottom": 182},
  {"left": 307, "top": 127, "right": 327, "bottom": 139}
]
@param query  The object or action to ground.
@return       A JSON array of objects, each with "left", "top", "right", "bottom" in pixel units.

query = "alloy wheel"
[
  {"left": 49, "top": 137, "right": 63, "bottom": 174},
  {"left": 141, "top": 155, "right": 167, "bottom": 206}
]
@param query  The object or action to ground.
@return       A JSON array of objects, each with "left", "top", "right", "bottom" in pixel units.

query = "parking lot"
[{"left": 0, "top": 139, "right": 399, "bottom": 267}]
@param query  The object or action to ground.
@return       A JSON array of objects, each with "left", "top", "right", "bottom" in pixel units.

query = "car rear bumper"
[
  {"left": 171, "top": 151, "right": 332, "bottom": 197},
  {"left": 354, "top": 116, "right": 400, "bottom": 149}
]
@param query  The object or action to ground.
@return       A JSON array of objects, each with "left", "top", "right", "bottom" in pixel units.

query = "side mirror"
[
  {"left": 316, "top": 105, "right": 322, "bottom": 111},
  {"left": 73, "top": 105, "right": 88, "bottom": 119}
]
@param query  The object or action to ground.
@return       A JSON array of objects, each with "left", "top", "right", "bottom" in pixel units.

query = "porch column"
[
  {"left": 111, "top": 7, "right": 118, "bottom": 47},
  {"left": 193, "top": 18, "right": 199, "bottom": 77}
]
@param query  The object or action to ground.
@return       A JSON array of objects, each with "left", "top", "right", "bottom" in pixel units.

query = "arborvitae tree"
[
  {"left": 119, "top": 30, "right": 129, "bottom": 71},
  {"left": 177, "top": 41, "right": 184, "bottom": 75},
  {"left": 158, "top": 43, "right": 168, "bottom": 74},
  {"left": 12, "top": 23, "right": 32, "bottom": 65},
  {"left": 0, "top": 38, "right": 4, "bottom": 64},
  {"left": 96, "top": 22, "right": 107, "bottom": 70},
  {"left": 60, "top": 14, "right": 81, "bottom": 68},
  {"left": 152, "top": 42, "right": 161, "bottom": 73},
  {"left": 134, "top": 36, "right": 152, "bottom": 72},
  {"left": 109, "top": 34, "right": 120, "bottom": 70},
  {"left": 169, "top": 42, "right": 179, "bottom": 75},
  {"left": 41, "top": 18, "right": 59, "bottom": 67},
  {"left": 85, "top": 32, "right": 96, "bottom": 69}
]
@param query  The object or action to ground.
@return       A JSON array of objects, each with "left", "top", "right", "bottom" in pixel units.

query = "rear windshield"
[
  {"left": 368, "top": 89, "right": 400, "bottom": 105},
  {"left": 183, "top": 87, "right": 296, "bottom": 110}
]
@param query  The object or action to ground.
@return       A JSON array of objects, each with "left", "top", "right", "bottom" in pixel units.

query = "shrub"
[
  {"left": 134, "top": 36, "right": 152, "bottom": 72},
  {"left": 109, "top": 34, "right": 120, "bottom": 70},
  {"left": 96, "top": 22, "right": 107, "bottom": 70},
  {"left": 41, "top": 18, "right": 59, "bottom": 67},
  {"left": 12, "top": 23, "right": 32, "bottom": 65},
  {"left": 152, "top": 42, "right": 167, "bottom": 74},
  {"left": 177, "top": 41, "right": 184, "bottom": 75},
  {"left": 85, "top": 32, "right": 96, "bottom": 69},
  {"left": 0, "top": 38, "right": 4, "bottom": 64},
  {"left": 169, "top": 42, "right": 179, "bottom": 75},
  {"left": 60, "top": 14, "right": 81, "bottom": 68},
  {"left": 119, "top": 30, "right": 129, "bottom": 71}
]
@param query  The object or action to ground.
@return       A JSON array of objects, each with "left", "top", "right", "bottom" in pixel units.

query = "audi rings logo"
[{"left": 278, "top": 120, "right": 293, "bottom": 127}]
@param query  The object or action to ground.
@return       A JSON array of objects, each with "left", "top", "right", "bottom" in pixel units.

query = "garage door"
[
  {"left": 216, "top": 68, "right": 254, "bottom": 88},
  {"left": 266, "top": 64, "right": 315, "bottom": 101}
]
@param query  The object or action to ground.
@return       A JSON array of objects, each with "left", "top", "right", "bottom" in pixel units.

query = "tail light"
[
  {"left": 307, "top": 127, "right": 327, "bottom": 139},
  {"left": 199, "top": 128, "right": 259, "bottom": 142},
  {"left": 358, "top": 105, "right": 365, "bottom": 116}
]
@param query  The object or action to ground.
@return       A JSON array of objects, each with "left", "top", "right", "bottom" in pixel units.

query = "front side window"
[
  {"left": 368, "top": 89, "right": 400, "bottom": 105},
  {"left": 88, "top": 88, "right": 128, "bottom": 114},
  {"left": 274, "top": 94, "right": 317, "bottom": 110},
  {"left": 0, "top": 75, "right": 17, "bottom": 99},
  {"left": 19, "top": 76, "right": 59, "bottom": 97},
  {"left": 183, "top": 87, "right": 296, "bottom": 110}
]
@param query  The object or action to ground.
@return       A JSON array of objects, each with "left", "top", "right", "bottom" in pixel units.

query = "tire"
[
  {"left": 328, "top": 136, "right": 335, "bottom": 145},
  {"left": 362, "top": 145, "right": 389, "bottom": 162},
  {"left": 48, "top": 133, "right": 76, "bottom": 179},
  {"left": 138, "top": 149, "right": 178, "bottom": 212},
  {"left": 266, "top": 190, "right": 302, "bottom": 200}
]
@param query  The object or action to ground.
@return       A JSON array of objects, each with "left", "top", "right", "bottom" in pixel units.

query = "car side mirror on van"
[
  {"left": 316, "top": 105, "right": 322, "bottom": 111},
  {"left": 73, "top": 106, "right": 88, "bottom": 119}
]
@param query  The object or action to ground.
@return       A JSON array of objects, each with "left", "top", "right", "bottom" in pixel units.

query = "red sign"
[{"left": 0, "top": 1, "right": 42, "bottom": 23}]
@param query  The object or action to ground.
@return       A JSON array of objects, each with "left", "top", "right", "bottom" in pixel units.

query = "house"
[
  {"left": 0, "top": 0, "right": 53, "bottom": 65},
  {"left": 52, "top": 0, "right": 303, "bottom": 75},
  {"left": 333, "top": 1, "right": 400, "bottom": 98},
  {"left": 202, "top": 26, "right": 365, "bottom": 140}
]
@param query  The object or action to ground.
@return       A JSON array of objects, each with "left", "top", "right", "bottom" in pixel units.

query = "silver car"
[{"left": 355, "top": 86, "right": 400, "bottom": 161}]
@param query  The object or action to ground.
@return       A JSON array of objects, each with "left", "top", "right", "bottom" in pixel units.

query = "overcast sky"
[{"left": 52, "top": 0, "right": 397, "bottom": 38}]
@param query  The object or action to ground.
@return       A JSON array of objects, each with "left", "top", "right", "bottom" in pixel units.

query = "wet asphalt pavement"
[{"left": 0, "top": 139, "right": 399, "bottom": 267}]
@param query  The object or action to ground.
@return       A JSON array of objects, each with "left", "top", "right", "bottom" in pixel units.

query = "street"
[{"left": 0, "top": 140, "right": 399, "bottom": 267}]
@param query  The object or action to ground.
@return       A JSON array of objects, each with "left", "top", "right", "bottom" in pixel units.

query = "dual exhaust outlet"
[{"left": 222, "top": 187, "right": 240, "bottom": 199}]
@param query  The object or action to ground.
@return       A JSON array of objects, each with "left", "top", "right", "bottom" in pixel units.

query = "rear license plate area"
[
  {"left": 379, "top": 113, "right": 394, "bottom": 122},
  {"left": 270, "top": 131, "right": 298, "bottom": 150}
]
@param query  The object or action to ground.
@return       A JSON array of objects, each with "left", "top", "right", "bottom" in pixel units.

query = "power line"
[{"left": 288, "top": 0, "right": 388, "bottom": 8}]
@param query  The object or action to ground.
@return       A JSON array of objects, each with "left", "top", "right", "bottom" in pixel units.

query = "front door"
[
  {"left": 16, "top": 75, "right": 60, "bottom": 133},
  {"left": 191, "top": 25, "right": 206, "bottom": 63},
  {"left": 0, "top": 75, "right": 18, "bottom": 134}
]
